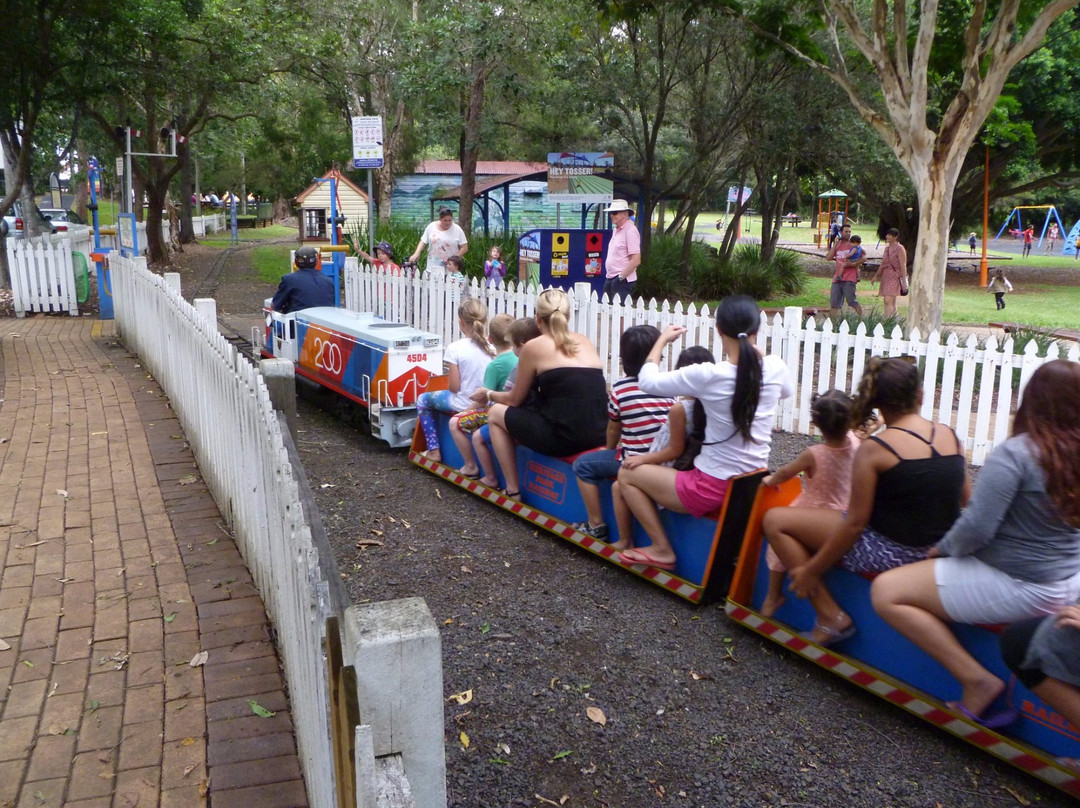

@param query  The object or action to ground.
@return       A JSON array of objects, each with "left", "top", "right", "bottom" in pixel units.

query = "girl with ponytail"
[
  {"left": 616, "top": 296, "right": 794, "bottom": 570},
  {"left": 483, "top": 289, "right": 608, "bottom": 499},
  {"left": 416, "top": 298, "right": 495, "bottom": 462}
]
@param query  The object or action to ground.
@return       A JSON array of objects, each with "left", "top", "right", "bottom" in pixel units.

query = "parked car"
[
  {"left": 1, "top": 202, "right": 57, "bottom": 238},
  {"left": 40, "top": 208, "right": 86, "bottom": 232}
]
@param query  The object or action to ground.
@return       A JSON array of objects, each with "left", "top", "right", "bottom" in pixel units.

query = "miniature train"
[
  {"left": 408, "top": 399, "right": 1080, "bottom": 799},
  {"left": 261, "top": 302, "right": 442, "bottom": 447},
  {"left": 257, "top": 299, "right": 1080, "bottom": 797}
]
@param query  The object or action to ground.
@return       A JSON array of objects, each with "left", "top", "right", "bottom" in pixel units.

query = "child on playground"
[
  {"left": 416, "top": 298, "right": 494, "bottom": 463},
  {"left": 570, "top": 326, "right": 675, "bottom": 540},
  {"left": 484, "top": 245, "right": 507, "bottom": 287},
  {"left": 469, "top": 317, "right": 542, "bottom": 488},
  {"left": 969, "top": 233, "right": 977, "bottom": 255},
  {"left": 758, "top": 390, "right": 862, "bottom": 617},
  {"left": 987, "top": 268, "right": 1013, "bottom": 310},
  {"left": 609, "top": 346, "right": 715, "bottom": 552},
  {"left": 450, "top": 314, "right": 516, "bottom": 477}
]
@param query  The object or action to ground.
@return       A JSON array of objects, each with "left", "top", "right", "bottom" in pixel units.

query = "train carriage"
[
  {"left": 259, "top": 294, "right": 1080, "bottom": 797},
  {"left": 725, "top": 478, "right": 1080, "bottom": 798},
  {"left": 262, "top": 303, "right": 442, "bottom": 447}
]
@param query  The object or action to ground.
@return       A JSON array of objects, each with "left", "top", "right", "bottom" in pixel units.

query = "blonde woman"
[
  {"left": 416, "top": 298, "right": 494, "bottom": 462},
  {"left": 482, "top": 289, "right": 608, "bottom": 498}
]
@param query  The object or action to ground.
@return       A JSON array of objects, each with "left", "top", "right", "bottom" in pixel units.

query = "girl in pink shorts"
[{"left": 615, "top": 296, "right": 794, "bottom": 571}]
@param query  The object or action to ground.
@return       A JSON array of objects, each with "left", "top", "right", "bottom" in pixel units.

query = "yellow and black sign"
[{"left": 551, "top": 232, "right": 569, "bottom": 277}]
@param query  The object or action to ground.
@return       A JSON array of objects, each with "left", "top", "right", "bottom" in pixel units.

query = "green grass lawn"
[
  {"left": 201, "top": 223, "right": 295, "bottom": 248},
  {"left": 768, "top": 275, "right": 1080, "bottom": 331},
  {"left": 251, "top": 244, "right": 295, "bottom": 284}
]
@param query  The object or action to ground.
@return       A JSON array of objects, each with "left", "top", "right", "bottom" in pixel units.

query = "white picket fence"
[
  {"left": 343, "top": 263, "right": 1080, "bottom": 466},
  {"left": 109, "top": 253, "right": 338, "bottom": 808},
  {"left": 109, "top": 253, "right": 443, "bottom": 808},
  {"left": 6, "top": 236, "right": 79, "bottom": 316}
]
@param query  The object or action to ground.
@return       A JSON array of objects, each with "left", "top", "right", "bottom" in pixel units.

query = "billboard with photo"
[{"left": 547, "top": 152, "right": 614, "bottom": 204}]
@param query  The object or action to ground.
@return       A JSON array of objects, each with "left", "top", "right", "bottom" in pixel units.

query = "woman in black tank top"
[{"left": 764, "top": 357, "right": 970, "bottom": 646}]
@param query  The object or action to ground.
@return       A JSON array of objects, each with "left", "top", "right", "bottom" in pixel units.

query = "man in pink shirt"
[{"left": 603, "top": 199, "right": 640, "bottom": 302}]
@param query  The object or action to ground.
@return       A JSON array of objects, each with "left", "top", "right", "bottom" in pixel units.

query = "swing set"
[{"left": 994, "top": 204, "right": 1067, "bottom": 249}]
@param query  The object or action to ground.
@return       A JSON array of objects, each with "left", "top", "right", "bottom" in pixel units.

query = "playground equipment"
[
  {"left": 816, "top": 189, "right": 848, "bottom": 249},
  {"left": 994, "top": 205, "right": 1068, "bottom": 250}
]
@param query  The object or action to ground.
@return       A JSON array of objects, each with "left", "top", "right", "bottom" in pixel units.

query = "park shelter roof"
[
  {"left": 819, "top": 189, "right": 848, "bottom": 198},
  {"left": 431, "top": 169, "right": 686, "bottom": 237},
  {"left": 414, "top": 160, "right": 548, "bottom": 175},
  {"left": 431, "top": 172, "right": 547, "bottom": 200}
]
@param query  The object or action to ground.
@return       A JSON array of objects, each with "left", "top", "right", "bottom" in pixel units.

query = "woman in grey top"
[{"left": 872, "top": 360, "right": 1080, "bottom": 727}]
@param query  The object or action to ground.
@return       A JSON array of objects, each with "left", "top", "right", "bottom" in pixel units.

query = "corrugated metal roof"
[
  {"left": 414, "top": 160, "right": 549, "bottom": 175},
  {"left": 431, "top": 173, "right": 549, "bottom": 200}
]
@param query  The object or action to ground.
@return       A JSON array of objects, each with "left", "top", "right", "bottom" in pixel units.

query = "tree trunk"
[
  {"left": 133, "top": 174, "right": 146, "bottom": 223},
  {"left": 20, "top": 180, "right": 42, "bottom": 238},
  {"left": 179, "top": 133, "right": 195, "bottom": 244},
  {"left": 906, "top": 171, "right": 953, "bottom": 334},
  {"left": 145, "top": 184, "right": 168, "bottom": 265},
  {"left": 74, "top": 139, "right": 89, "bottom": 221},
  {"left": 457, "top": 65, "right": 489, "bottom": 240}
]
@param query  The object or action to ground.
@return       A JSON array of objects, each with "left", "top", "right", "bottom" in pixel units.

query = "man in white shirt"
[{"left": 409, "top": 206, "right": 469, "bottom": 278}]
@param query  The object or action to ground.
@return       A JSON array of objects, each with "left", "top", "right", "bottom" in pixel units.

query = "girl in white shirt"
[
  {"left": 416, "top": 298, "right": 494, "bottom": 462},
  {"left": 616, "top": 296, "right": 793, "bottom": 570}
]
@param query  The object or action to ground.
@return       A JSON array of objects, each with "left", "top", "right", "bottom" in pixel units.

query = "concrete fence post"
[
  {"left": 163, "top": 272, "right": 181, "bottom": 295},
  {"left": 194, "top": 298, "right": 217, "bottom": 331},
  {"left": 259, "top": 358, "right": 297, "bottom": 439},
  {"left": 342, "top": 598, "right": 446, "bottom": 808}
]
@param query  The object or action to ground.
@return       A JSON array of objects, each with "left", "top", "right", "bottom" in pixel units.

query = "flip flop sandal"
[{"left": 946, "top": 701, "right": 1020, "bottom": 729}]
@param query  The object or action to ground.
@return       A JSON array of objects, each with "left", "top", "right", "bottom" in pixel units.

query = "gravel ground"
[{"left": 166, "top": 243, "right": 1072, "bottom": 808}]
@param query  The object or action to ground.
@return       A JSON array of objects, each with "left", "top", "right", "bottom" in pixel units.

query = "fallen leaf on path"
[
  {"left": 56, "top": 489, "right": 68, "bottom": 497},
  {"left": 189, "top": 651, "right": 208, "bottom": 667},
  {"left": 0, "top": 639, "right": 10, "bottom": 651},
  {"left": 586, "top": 706, "right": 606, "bottom": 726},
  {"left": 535, "top": 795, "right": 560, "bottom": 806},
  {"left": 248, "top": 700, "right": 275, "bottom": 718},
  {"left": 178, "top": 475, "right": 199, "bottom": 485},
  {"left": 459, "top": 731, "right": 470, "bottom": 749},
  {"left": 497, "top": 742, "right": 510, "bottom": 755},
  {"left": 356, "top": 539, "right": 384, "bottom": 547},
  {"left": 1004, "top": 787, "right": 1032, "bottom": 806},
  {"left": 447, "top": 689, "right": 473, "bottom": 705}
]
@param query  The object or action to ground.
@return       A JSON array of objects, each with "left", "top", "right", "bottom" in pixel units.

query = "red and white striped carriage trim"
[
  {"left": 409, "top": 451, "right": 704, "bottom": 602},
  {"left": 725, "top": 602, "right": 1080, "bottom": 797}
]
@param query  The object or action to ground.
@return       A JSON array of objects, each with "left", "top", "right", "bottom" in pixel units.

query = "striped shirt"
[{"left": 609, "top": 377, "right": 675, "bottom": 458}]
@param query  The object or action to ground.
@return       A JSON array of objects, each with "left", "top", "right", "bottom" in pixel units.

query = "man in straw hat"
[{"left": 603, "top": 199, "right": 640, "bottom": 302}]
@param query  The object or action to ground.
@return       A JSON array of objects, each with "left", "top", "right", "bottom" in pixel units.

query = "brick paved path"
[{"left": 0, "top": 317, "right": 307, "bottom": 808}]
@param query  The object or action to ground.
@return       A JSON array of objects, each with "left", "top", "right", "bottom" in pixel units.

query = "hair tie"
[{"left": 737, "top": 332, "right": 748, "bottom": 339}]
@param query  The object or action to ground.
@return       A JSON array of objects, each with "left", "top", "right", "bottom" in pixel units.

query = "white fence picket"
[
  {"left": 340, "top": 265, "right": 1080, "bottom": 466},
  {"left": 6, "top": 237, "right": 78, "bottom": 316}
]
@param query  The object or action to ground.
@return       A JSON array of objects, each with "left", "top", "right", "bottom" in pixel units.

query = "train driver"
[{"left": 271, "top": 246, "right": 336, "bottom": 313}]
